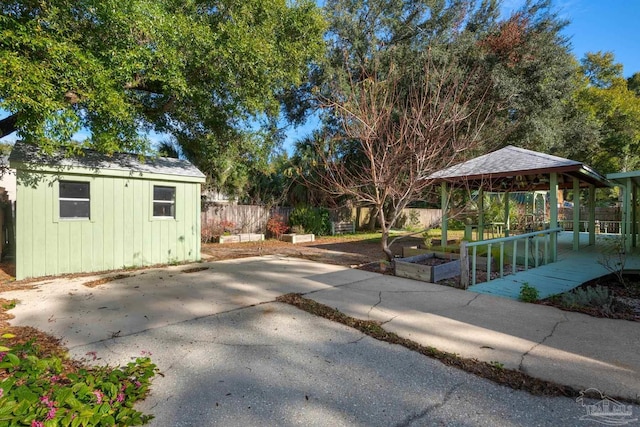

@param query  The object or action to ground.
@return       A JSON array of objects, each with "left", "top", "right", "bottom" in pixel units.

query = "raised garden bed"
[
  {"left": 281, "top": 233, "right": 315, "bottom": 244},
  {"left": 217, "top": 233, "right": 264, "bottom": 244},
  {"left": 394, "top": 253, "right": 460, "bottom": 284},
  {"left": 402, "top": 246, "right": 496, "bottom": 272}
]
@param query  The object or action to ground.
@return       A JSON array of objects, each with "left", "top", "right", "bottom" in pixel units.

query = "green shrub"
[
  {"left": 288, "top": 206, "right": 331, "bottom": 236},
  {"left": 561, "top": 285, "right": 615, "bottom": 314},
  {"left": 447, "top": 218, "right": 467, "bottom": 230},
  {"left": 519, "top": 283, "right": 539, "bottom": 303},
  {"left": 0, "top": 337, "right": 157, "bottom": 426}
]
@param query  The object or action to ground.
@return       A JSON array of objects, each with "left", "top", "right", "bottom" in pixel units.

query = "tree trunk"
[
  {"left": 0, "top": 114, "right": 18, "bottom": 138},
  {"left": 378, "top": 208, "right": 394, "bottom": 262},
  {"left": 367, "top": 206, "right": 378, "bottom": 231}
]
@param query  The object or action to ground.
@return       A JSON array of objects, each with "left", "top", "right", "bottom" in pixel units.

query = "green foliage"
[
  {"left": 0, "top": 0, "right": 326, "bottom": 193},
  {"left": 479, "top": 1, "right": 579, "bottom": 154},
  {"left": 447, "top": 218, "right": 467, "bottom": 231},
  {"left": 570, "top": 51, "right": 640, "bottom": 173},
  {"left": 561, "top": 285, "right": 615, "bottom": 314},
  {"left": 519, "top": 283, "right": 540, "bottom": 303},
  {"left": 288, "top": 206, "right": 331, "bottom": 236},
  {"left": 1, "top": 300, "right": 16, "bottom": 310},
  {"left": 489, "top": 361, "right": 504, "bottom": 370},
  {"left": 0, "top": 339, "right": 157, "bottom": 426}
]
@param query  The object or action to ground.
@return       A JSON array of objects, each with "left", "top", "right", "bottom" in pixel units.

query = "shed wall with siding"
[{"left": 15, "top": 168, "right": 202, "bottom": 279}]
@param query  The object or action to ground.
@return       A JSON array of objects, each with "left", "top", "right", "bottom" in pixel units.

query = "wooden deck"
[{"left": 468, "top": 232, "right": 640, "bottom": 299}]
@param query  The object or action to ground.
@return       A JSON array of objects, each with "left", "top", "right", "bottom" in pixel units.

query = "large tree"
[
  {"left": 569, "top": 52, "right": 640, "bottom": 173},
  {"left": 308, "top": 54, "right": 498, "bottom": 260},
  {"left": 0, "top": 0, "right": 325, "bottom": 192},
  {"left": 293, "top": 0, "right": 576, "bottom": 258}
]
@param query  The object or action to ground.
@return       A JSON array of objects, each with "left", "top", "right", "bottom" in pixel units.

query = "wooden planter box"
[
  {"left": 394, "top": 253, "right": 460, "bottom": 283},
  {"left": 401, "top": 246, "right": 496, "bottom": 272},
  {"left": 281, "top": 233, "right": 315, "bottom": 244},
  {"left": 217, "top": 233, "right": 264, "bottom": 244}
]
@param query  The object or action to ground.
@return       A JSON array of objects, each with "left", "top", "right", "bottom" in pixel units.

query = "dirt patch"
[
  {"left": 84, "top": 273, "right": 132, "bottom": 288},
  {"left": 412, "top": 256, "right": 453, "bottom": 266},
  {"left": 0, "top": 298, "right": 82, "bottom": 383},
  {"left": 201, "top": 234, "right": 425, "bottom": 267},
  {"left": 182, "top": 266, "right": 210, "bottom": 274}
]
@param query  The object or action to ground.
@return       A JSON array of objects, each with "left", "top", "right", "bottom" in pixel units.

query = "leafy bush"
[
  {"left": 0, "top": 336, "right": 157, "bottom": 426},
  {"left": 447, "top": 218, "right": 467, "bottom": 231},
  {"left": 266, "top": 215, "right": 288, "bottom": 239},
  {"left": 519, "top": 283, "right": 539, "bottom": 303},
  {"left": 561, "top": 285, "right": 615, "bottom": 314},
  {"left": 288, "top": 206, "right": 331, "bottom": 236}
]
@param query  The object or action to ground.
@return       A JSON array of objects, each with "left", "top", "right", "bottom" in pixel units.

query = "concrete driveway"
[{"left": 4, "top": 256, "right": 639, "bottom": 426}]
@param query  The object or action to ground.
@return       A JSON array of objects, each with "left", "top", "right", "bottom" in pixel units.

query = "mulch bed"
[{"left": 538, "top": 273, "right": 640, "bottom": 321}]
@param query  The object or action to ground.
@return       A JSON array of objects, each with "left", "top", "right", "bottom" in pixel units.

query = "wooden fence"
[
  {"left": 202, "top": 204, "right": 444, "bottom": 235},
  {"left": 201, "top": 204, "right": 293, "bottom": 234},
  {"left": 353, "top": 207, "right": 442, "bottom": 230}
]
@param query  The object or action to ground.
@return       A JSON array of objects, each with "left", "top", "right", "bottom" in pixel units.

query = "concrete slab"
[
  {"left": 3, "top": 256, "right": 346, "bottom": 348},
  {"left": 4, "top": 255, "right": 640, "bottom": 425},
  {"left": 70, "top": 302, "right": 629, "bottom": 427},
  {"left": 307, "top": 272, "right": 640, "bottom": 401}
]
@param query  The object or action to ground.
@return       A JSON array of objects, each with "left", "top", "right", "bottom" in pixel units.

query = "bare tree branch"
[{"left": 306, "top": 53, "right": 500, "bottom": 261}]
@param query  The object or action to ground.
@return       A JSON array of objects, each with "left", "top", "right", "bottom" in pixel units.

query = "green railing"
[{"left": 460, "top": 227, "right": 563, "bottom": 288}]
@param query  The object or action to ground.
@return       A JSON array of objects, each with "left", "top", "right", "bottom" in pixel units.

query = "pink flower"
[
  {"left": 40, "top": 396, "right": 55, "bottom": 408},
  {"left": 0, "top": 352, "right": 6, "bottom": 360},
  {"left": 92, "top": 390, "right": 103, "bottom": 404},
  {"left": 46, "top": 407, "right": 57, "bottom": 420},
  {"left": 31, "top": 421, "right": 44, "bottom": 427},
  {"left": 134, "top": 380, "right": 142, "bottom": 388},
  {"left": 116, "top": 393, "right": 125, "bottom": 403},
  {"left": 0, "top": 388, "right": 3, "bottom": 398},
  {"left": 50, "top": 375, "right": 61, "bottom": 383}
]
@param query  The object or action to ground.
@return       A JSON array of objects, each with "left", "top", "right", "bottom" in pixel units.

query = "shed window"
[
  {"left": 153, "top": 186, "right": 175, "bottom": 218},
  {"left": 59, "top": 181, "right": 90, "bottom": 219}
]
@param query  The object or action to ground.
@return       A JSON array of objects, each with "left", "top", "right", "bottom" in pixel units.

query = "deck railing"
[{"left": 460, "top": 227, "right": 563, "bottom": 288}]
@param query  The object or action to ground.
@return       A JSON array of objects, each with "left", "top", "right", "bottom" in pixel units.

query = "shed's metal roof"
[
  {"left": 429, "top": 145, "right": 610, "bottom": 189},
  {"left": 9, "top": 141, "right": 205, "bottom": 180}
]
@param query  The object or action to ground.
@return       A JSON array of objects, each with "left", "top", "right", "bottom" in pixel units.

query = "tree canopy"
[
  {"left": 570, "top": 52, "right": 640, "bottom": 173},
  {"left": 0, "top": 0, "right": 325, "bottom": 193}
]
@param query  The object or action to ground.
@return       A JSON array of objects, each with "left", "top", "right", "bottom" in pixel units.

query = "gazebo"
[
  {"left": 606, "top": 171, "right": 640, "bottom": 251},
  {"left": 429, "top": 146, "right": 613, "bottom": 260}
]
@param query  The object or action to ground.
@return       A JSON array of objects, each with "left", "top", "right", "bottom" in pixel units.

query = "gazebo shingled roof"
[{"left": 429, "top": 145, "right": 612, "bottom": 190}]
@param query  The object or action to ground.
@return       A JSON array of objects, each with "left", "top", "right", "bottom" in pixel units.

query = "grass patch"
[{"left": 276, "top": 293, "right": 637, "bottom": 403}]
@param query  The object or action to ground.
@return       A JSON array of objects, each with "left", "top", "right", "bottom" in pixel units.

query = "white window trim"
[
  {"left": 58, "top": 180, "right": 91, "bottom": 221},
  {"left": 152, "top": 185, "right": 176, "bottom": 220}
]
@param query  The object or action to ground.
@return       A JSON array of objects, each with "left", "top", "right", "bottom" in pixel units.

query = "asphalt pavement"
[{"left": 4, "top": 255, "right": 639, "bottom": 426}]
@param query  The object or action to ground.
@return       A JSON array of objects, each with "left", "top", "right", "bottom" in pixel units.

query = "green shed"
[{"left": 9, "top": 142, "right": 206, "bottom": 280}]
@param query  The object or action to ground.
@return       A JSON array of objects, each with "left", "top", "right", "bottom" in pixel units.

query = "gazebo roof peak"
[
  {"left": 430, "top": 145, "right": 580, "bottom": 179},
  {"left": 429, "top": 145, "right": 610, "bottom": 188}
]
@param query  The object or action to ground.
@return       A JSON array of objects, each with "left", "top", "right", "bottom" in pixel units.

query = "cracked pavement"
[
  {"left": 306, "top": 273, "right": 640, "bottom": 401},
  {"left": 3, "top": 255, "right": 640, "bottom": 425}
]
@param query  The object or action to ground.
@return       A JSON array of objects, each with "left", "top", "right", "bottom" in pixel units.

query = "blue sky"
[{"left": 506, "top": 0, "right": 640, "bottom": 77}]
